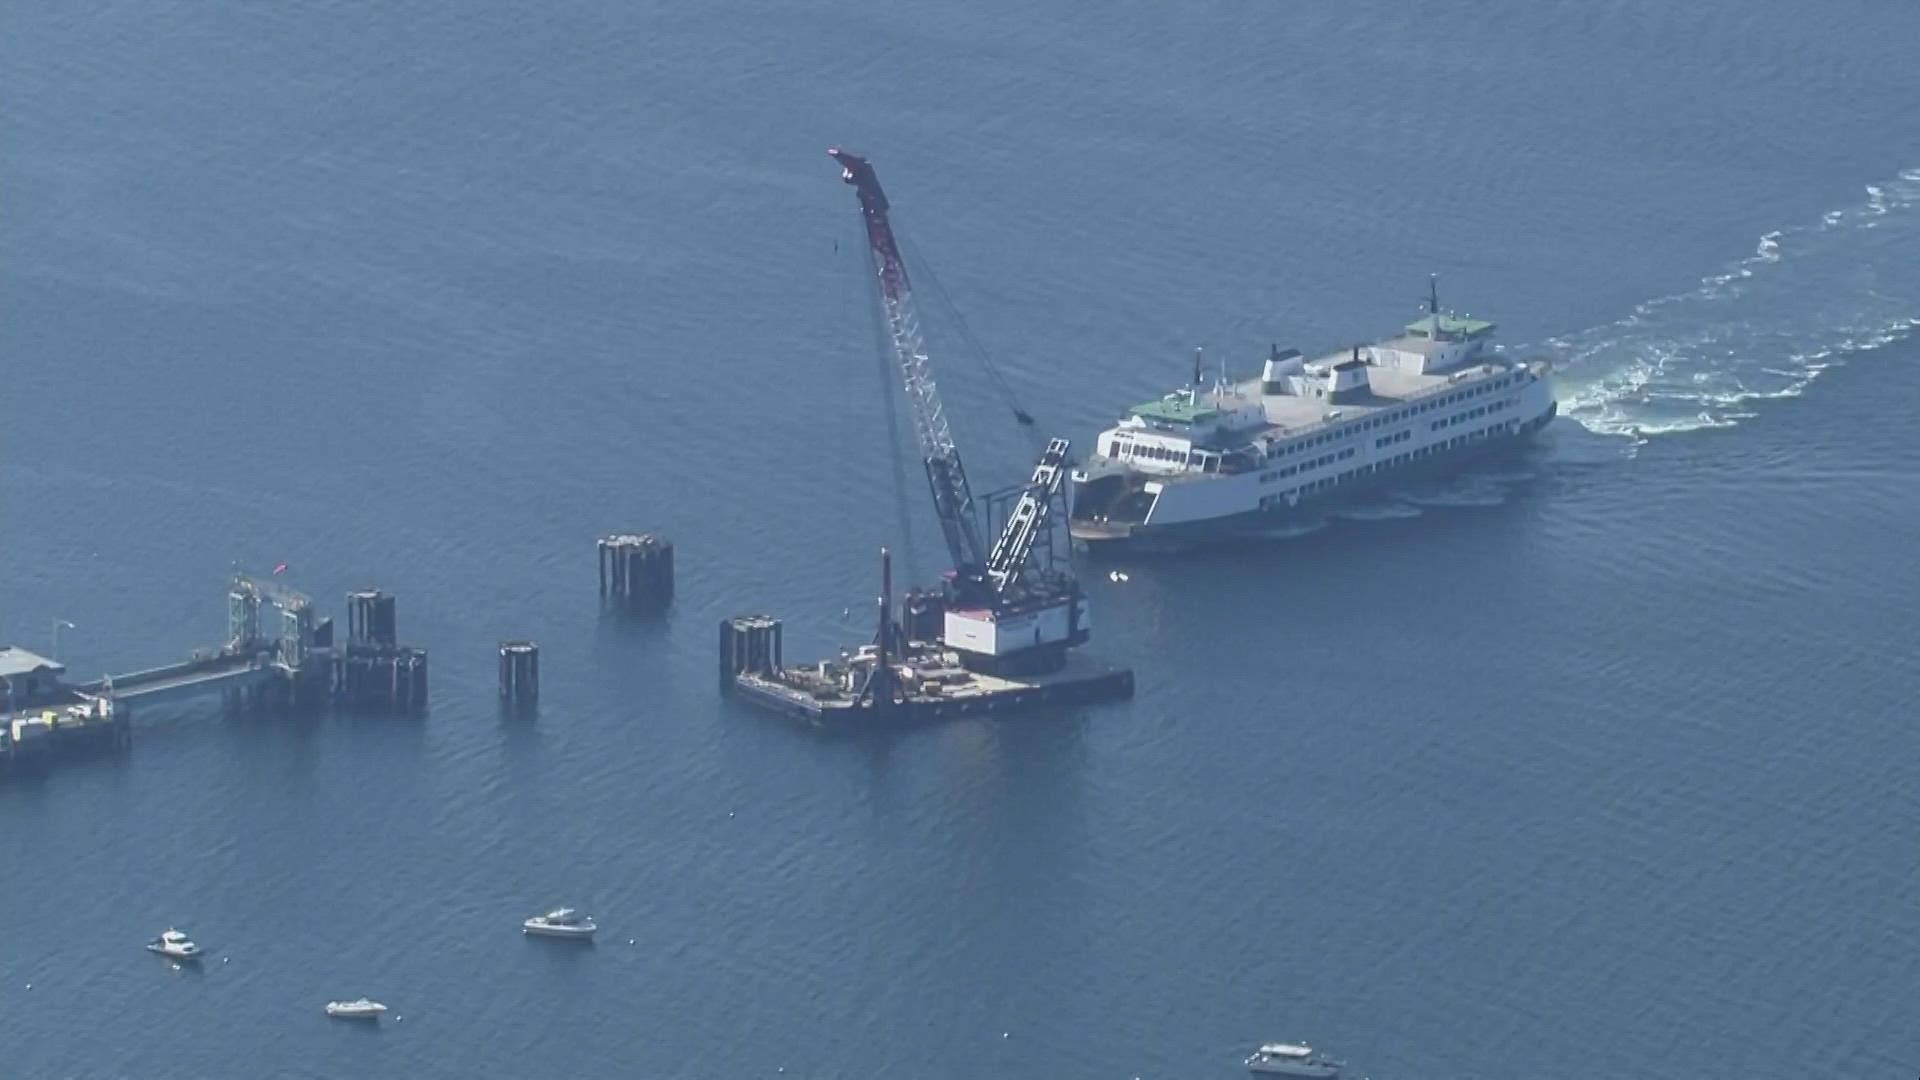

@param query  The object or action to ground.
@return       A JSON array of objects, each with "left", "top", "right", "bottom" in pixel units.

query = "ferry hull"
[{"left": 1073, "top": 403, "right": 1556, "bottom": 553}]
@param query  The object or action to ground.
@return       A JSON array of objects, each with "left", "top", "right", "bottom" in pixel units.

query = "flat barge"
[
  {"left": 723, "top": 615, "right": 1133, "bottom": 726},
  {"left": 720, "top": 548, "right": 1134, "bottom": 729}
]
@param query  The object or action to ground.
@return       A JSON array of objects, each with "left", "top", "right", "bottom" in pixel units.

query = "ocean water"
[{"left": 3, "top": 2, "right": 1918, "bottom": 1077}]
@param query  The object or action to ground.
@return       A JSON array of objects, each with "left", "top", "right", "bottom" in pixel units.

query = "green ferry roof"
[
  {"left": 1130, "top": 398, "right": 1219, "bottom": 425},
  {"left": 1407, "top": 313, "right": 1497, "bottom": 339}
]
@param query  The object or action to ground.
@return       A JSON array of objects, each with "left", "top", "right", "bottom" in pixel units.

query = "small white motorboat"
[
  {"left": 325, "top": 998, "right": 388, "bottom": 1021},
  {"left": 523, "top": 907, "right": 597, "bottom": 939},
  {"left": 144, "top": 929, "right": 203, "bottom": 961},
  {"left": 1245, "top": 1042, "right": 1344, "bottom": 1077}
]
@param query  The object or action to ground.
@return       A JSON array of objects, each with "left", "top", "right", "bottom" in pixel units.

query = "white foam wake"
[{"left": 1543, "top": 167, "right": 1920, "bottom": 437}]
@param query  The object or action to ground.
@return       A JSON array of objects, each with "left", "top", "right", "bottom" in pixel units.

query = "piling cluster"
[
  {"left": 334, "top": 589, "right": 429, "bottom": 715},
  {"left": 598, "top": 533, "right": 674, "bottom": 610},
  {"left": 718, "top": 616, "right": 783, "bottom": 688}
]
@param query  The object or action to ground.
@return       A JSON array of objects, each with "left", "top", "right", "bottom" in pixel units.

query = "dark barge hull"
[{"left": 726, "top": 665, "right": 1135, "bottom": 728}]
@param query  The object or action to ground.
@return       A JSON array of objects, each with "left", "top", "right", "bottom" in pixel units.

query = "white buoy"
[
  {"left": 24, "top": 983, "right": 31, "bottom": 990},
  {"left": 1002, "top": 1032, "right": 1010, "bottom": 1039},
  {"left": 628, "top": 939, "right": 635, "bottom": 946},
  {"left": 222, "top": 957, "right": 229, "bottom": 964}
]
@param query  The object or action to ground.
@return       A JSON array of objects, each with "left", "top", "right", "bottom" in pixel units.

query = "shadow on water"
[
  {"left": 151, "top": 955, "right": 210, "bottom": 979},
  {"left": 0, "top": 740, "right": 132, "bottom": 789},
  {"left": 498, "top": 702, "right": 543, "bottom": 725},
  {"left": 594, "top": 604, "right": 673, "bottom": 639},
  {"left": 523, "top": 936, "right": 598, "bottom": 970},
  {"left": 593, "top": 606, "right": 675, "bottom": 692}
]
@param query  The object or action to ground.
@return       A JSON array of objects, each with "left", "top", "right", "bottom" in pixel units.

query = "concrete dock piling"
[
  {"left": 499, "top": 641, "right": 539, "bottom": 709},
  {"left": 718, "top": 616, "right": 783, "bottom": 690},
  {"left": 598, "top": 533, "right": 674, "bottom": 610},
  {"left": 347, "top": 589, "right": 398, "bottom": 648},
  {"left": 334, "top": 589, "right": 429, "bottom": 715}
]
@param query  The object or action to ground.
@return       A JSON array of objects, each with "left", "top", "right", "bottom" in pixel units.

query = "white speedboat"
[
  {"left": 325, "top": 998, "right": 388, "bottom": 1021},
  {"left": 1245, "top": 1042, "right": 1344, "bottom": 1077},
  {"left": 144, "top": 929, "right": 203, "bottom": 961},
  {"left": 523, "top": 907, "right": 597, "bottom": 939}
]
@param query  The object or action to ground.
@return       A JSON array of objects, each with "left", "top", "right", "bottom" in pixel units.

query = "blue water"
[{"left": 4, "top": 2, "right": 1919, "bottom": 1076}]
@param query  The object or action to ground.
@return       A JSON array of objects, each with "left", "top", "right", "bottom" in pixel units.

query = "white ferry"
[{"left": 1070, "top": 281, "right": 1557, "bottom": 550}]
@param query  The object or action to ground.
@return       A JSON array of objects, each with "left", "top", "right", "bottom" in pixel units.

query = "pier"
[
  {"left": 2, "top": 572, "right": 430, "bottom": 777},
  {"left": 1, "top": 647, "right": 128, "bottom": 767}
]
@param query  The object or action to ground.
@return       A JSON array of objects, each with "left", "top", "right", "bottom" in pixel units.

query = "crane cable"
[{"left": 896, "top": 231, "right": 1048, "bottom": 453}]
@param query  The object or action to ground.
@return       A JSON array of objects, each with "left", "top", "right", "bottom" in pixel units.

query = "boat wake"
[
  {"left": 1396, "top": 475, "right": 1514, "bottom": 509},
  {"left": 1329, "top": 500, "right": 1424, "bottom": 522},
  {"left": 1544, "top": 166, "right": 1920, "bottom": 439},
  {"left": 1246, "top": 516, "right": 1332, "bottom": 541},
  {"left": 1252, "top": 468, "right": 1536, "bottom": 537}
]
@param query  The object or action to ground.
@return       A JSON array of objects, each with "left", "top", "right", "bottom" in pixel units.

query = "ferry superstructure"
[{"left": 1069, "top": 282, "right": 1557, "bottom": 549}]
